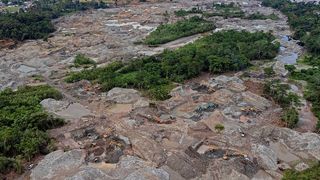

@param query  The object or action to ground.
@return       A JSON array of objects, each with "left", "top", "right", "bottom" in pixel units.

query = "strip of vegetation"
[
  {"left": 264, "top": 80, "right": 300, "bottom": 128},
  {"left": 0, "top": 0, "right": 108, "bottom": 41},
  {"left": 245, "top": 12, "right": 279, "bottom": 20},
  {"left": 174, "top": 8, "right": 203, "bottom": 17},
  {"left": 291, "top": 68, "right": 320, "bottom": 131},
  {"left": 66, "top": 30, "right": 279, "bottom": 100},
  {"left": 282, "top": 163, "right": 320, "bottom": 180},
  {"left": 73, "top": 54, "right": 96, "bottom": 68},
  {"left": 0, "top": 85, "right": 64, "bottom": 174},
  {"left": 144, "top": 16, "right": 215, "bottom": 45},
  {"left": 204, "top": 2, "right": 245, "bottom": 18}
]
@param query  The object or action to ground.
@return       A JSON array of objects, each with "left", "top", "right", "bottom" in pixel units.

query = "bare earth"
[{"left": 1, "top": 0, "right": 319, "bottom": 180}]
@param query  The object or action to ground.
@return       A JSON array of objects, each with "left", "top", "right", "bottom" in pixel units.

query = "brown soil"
[{"left": 244, "top": 80, "right": 264, "bottom": 95}]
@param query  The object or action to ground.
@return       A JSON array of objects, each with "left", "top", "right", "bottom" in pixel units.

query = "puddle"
[
  {"left": 276, "top": 35, "right": 300, "bottom": 64},
  {"left": 204, "top": 149, "right": 226, "bottom": 159},
  {"left": 281, "top": 35, "right": 291, "bottom": 42},
  {"left": 276, "top": 52, "right": 298, "bottom": 64},
  {"left": 280, "top": 46, "right": 286, "bottom": 51}
]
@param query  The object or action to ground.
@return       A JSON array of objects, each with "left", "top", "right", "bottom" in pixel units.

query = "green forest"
[
  {"left": 0, "top": 0, "right": 108, "bottom": 40},
  {"left": 0, "top": 85, "right": 64, "bottom": 174},
  {"left": 66, "top": 30, "right": 279, "bottom": 100},
  {"left": 144, "top": 16, "right": 215, "bottom": 45}
]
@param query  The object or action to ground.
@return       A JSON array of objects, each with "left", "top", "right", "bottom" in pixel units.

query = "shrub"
[
  {"left": 146, "top": 84, "right": 174, "bottom": 101},
  {"left": 264, "top": 67, "right": 275, "bottom": 77},
  {"left": 74, "top": 54, "right": 96, "bottom": 67},
  {"left": 215, "top": 124, "right": 225, "bottom": 132},
  {"left": 285, "top": 64, "right": 296, "bottom": 73},
  {"left": 0, "top": 157, "right": 22, "bottom": 174},
  {"left": 264, "top": 80, "right": 300, "bottom": 108},
  {"left": 282, "top": 108, "right": 299, "bottom": 128}
]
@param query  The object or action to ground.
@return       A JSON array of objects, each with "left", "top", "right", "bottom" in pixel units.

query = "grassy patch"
[
  {"left": 66, "top": 30, "right": 279, "bottom": 100},
  {"left": 73, "top": 54, "right": 96, "bottom": 67},
  {"left": 283, "top": 163, "right": 320, "bottom": 180},
  {"left": 0, "top": 85, "right": 64, "bottom": 174},
  {"left": 144, "top": 16, "right": 215, "bottom": 45},
  {"left": 264, "top": 67, "right": 275, "bottom": 77},
  {"left": 204, "top": 2, "right": 245, "bottom": 18},
  {"left": 4, "top": 6, "right": 20, "bottom": 13},
  {"left": 174, "top": 8, "right": 203, "bottom": 17}
]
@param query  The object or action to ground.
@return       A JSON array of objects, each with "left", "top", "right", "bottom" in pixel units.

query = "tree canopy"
[
  {"left": 66, "top": 30, "right": 279, "bottom": 100},
  {"left": 0, "top": 0, "right": 108, "bottom": 40},
  {"left": 0, "top": 85, "right": 64, "bottom": 174}
]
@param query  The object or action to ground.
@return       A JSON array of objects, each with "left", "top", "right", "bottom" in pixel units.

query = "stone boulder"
[
  {"left": 241, "top": 92, "right": 271, "bottom": 110},
  {"left": 124, "top": 167, "right": 169, "bottom": 180},
  {"left": 273, "top": 61, "right": 288, "bottom": 77},
  {"left": 133, "top": 99, "right": 150, "bottom": 109},
  {"left": 30, "top": 150, "right": 86, "bottom": 180},
  {"left": 170, "top": 85, "right": 197, "bottom": 97},
  {"left": 252, "top": 170, "right": 273, "bottom": 180},
  {"left": 252, "top": 144, "right": 278, "bottom": 170},
  {"left": 109, "top": 155, "right": 170, "bottom": 179},
  {"left": 210, "top": 89, "right": 234, "bottom": 105},
  {"left": 56, "top": 103, "right": 93, "bottom": 119},
  {"left": 201, "top": 110, "right": 225, "bottom": 132},
  {"left": 40, "top": 98, "right": 69, "bottom": 113},
  {"left": 65, "top": 167, "right": 112, "bottom": 180},
  {"left": 107, "top": 88, "right": 141, "bottom": 104},
  {"left": 166, "top": 152, "right": 206, "bottom": 179},
  {"left": 222, "top": 170, "right": 249, "bottom": 180},
  {"left": 210, "top": 75, "right": 243, "bottom": 86},
  {"left": 227, "top": 81, "right": 247, "bottom": 92}
]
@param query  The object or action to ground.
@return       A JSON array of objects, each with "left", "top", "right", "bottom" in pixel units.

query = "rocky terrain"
[{"left": 0, "top": 0, "right": 319, "bottom": 179}]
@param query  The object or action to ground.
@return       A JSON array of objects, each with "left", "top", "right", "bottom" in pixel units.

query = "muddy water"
[{"left": 276, "top": 35, "right": 300, "bottom": 64}]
